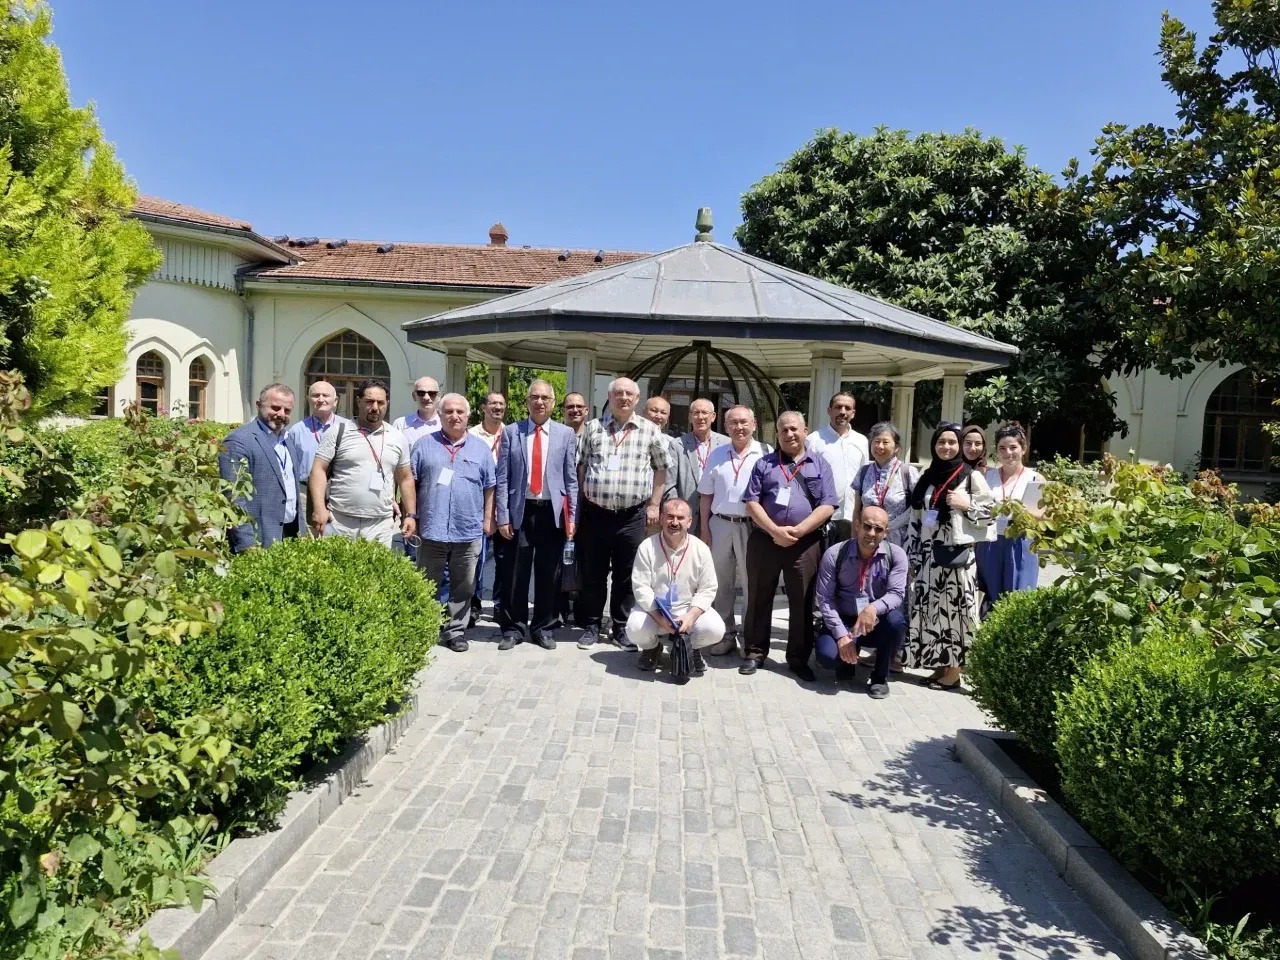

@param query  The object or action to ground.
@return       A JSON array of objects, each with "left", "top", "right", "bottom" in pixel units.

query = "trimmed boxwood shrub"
[
  {"left": 1056, "top": 627, "right": 1280, "bottom": 891},
  {"left": 144, "top": 536, "right": 442, "bottom": 824},
  {"left": 966, "top": 586, "right": 1136, "bottom": 758}
]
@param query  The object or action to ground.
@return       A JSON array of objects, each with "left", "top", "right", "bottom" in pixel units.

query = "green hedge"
[
  {"left": 967, "top": 586, "right": 1136, "bottom": 758},
  {"left": 1056, "top": 627, "right": 1280, "bottom": 891},
  {"left": 143, "top": 536, "right": 442, "bottom": 825}
]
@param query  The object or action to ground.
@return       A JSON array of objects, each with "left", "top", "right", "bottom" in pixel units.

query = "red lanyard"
[
  {"left": 930, "top": 464, "right": 965, "bottom": 508},
  {"left": 873, "top": 460, "right": 900, "bottom": 506},
  {"left": 442, "top": 437, "right": 466, "bottom": 463},
  {"left": 730, "top": 447, "right": 753, "bottom": 484},
  {"left": 609, "top": 422, "right": 631, "bottom": 452},
  {"left": 661, "top": 538, "right": 690, "bottom": 582},
  {"left": 358, "top": 427, "right": 386, "bottom": 473},
  {"left": 778, "top": 456, "right": 806, "bottom": 486},
  {"left": 857, "top": 555, "right": 876, "bottom": 594},
  {"left": 696, "top": 440, "right": 711, "bottom": 473},
  {"left": 490, "top": 432, "right": 501, "bottom": 455},
  {"left": 309, "top": 417, "right": 323, "bottom": 443},
  {"left": 1001, "top": 466, "right": 1023, "bottom": 502}
]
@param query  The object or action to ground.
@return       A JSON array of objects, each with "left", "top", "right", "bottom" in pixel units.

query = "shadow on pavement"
[{"left": 829, "top": 735, "right": 1123, "bottom": 959}]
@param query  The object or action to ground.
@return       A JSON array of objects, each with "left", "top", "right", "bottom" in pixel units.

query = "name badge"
[
  {"left": 855, "top": 597, "right": 868, "bottom": 614},
  {"left": 774, "top": 486, "right": 792, "bottom": 508},
  {"left": 607, "top": 454, "right": 621, "bottom": 471},
  {"left": 996, "top": 515, "right": 1010, "bottom": 534},
  {"left": 437, "top": 467, "right": 454, "bottom": 487},
  {"left": 923, "top": 508, "right": 939, "bottom": 529},
  {"left": 726, "top": 488, "right": 742, "bottom": 504},
  {"left": 368, "top": 470, "right": 384, "bottom": 492}
]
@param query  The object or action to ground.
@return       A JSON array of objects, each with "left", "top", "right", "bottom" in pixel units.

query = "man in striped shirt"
[{"left": 575, "top": 377, "right": 670, "bottom": 650}]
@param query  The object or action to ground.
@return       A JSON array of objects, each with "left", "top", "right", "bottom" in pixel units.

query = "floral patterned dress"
[{"left": 903, "top": 472, "right": 994, "bottom": 670}]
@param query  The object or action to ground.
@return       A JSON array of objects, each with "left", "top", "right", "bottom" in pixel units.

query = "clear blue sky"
[{"left": 53, "top": 0, "right": 1216, "bottom": 253}]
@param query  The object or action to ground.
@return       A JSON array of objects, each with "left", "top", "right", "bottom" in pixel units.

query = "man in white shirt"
[
  {"left": 468, "top": 392, "right": 507, "bottom": 626},
  {"left": 697, "top": 405, "right": 769, "bottom": 655},
  {"left": 805, "top": 391, "right": 870, "bottom": 544},
  {"left": 626, "top": 498, "right": 723, "bottom": 677},
  {"left": 392, "top": 375, "right": 442, "bottom": 450}
]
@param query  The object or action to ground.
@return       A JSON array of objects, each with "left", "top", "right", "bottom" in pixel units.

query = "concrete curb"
[
  {"left": 955, "top": 729, "right": 1213, "bottom": 960},
  {"left": 141, "top": 680, "right": 427, "bottom": 959}
]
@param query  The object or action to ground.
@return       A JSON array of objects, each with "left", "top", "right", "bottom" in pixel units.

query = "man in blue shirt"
[
  {"left": 218, "top": 383, "right": 299, "bottom": 553},
  {"left": 285, "top": 380, "right": 347, "bottom": 534},
  {"left": 411, "top": 392, "right": 496, "bottom": 652}
]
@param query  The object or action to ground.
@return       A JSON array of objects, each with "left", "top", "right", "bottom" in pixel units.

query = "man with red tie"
[{"left": 495, "top": 380, "right": 580, "bottom": 649}]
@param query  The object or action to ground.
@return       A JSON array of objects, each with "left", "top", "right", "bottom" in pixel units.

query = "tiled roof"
[
  {"left": 245, "top": 240, "right": 650, "bottom": 289},
  {"left": 134, "top": 195, "right": 253, "bottom": 232}
]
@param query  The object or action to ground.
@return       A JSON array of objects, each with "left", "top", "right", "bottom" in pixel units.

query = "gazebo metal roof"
[{"left": 403, "top": 221, "right": 1018, "bottom": 381}]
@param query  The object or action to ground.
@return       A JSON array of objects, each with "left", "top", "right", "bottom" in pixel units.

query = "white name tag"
[
  {"left": 726, "top": 488, "right": 742, "bottom": 504},
  {"left": 774, "top": 486, "right": 791, "bottom": 508},
  {"left": 607, "top": 454, "right": 621, "bottom": 471},
  {"left": 996, "top": 515, "right": 1010, "bottom": 534},
  {"left": 437, "top": 467, "right": 454, "bottom": 487},
  {"left": 368, "top": 470, "right": 384, "bottom": 492},
  {"left": 856, "top": 597, "right": 869, "bottom": 614},
  {"left": 923, "top": 508, "right": 939, "bottom": 529}
]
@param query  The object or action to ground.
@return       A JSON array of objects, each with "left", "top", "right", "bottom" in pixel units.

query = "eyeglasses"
[
  {"left": 860, "top": 524, "right": 888, "bottom": 534},
  {"left": 563, "top": 404, "right": 587, "bottom": 410},
  {"left": 414, "top": 390, "right": 439, "bottom": 399},
  {"left": 529, "top": 394, "right": 554, "bottom": 402}
]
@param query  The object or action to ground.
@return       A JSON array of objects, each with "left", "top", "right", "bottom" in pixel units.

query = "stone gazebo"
[{"left": 403, "top": 210, "right": 1017, "bottom": 454}]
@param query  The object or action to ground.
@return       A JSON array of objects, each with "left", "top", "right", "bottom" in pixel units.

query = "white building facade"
[{"left": 110, "top": 196, "right": 1276, "bottom": 491}]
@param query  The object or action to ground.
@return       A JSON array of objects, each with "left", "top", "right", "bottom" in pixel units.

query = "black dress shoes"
[
  {"left": 532, "top": 632, "right": 556, "bottom": 650},
  {"left": 788, "top": 661, "right": 816, "bottom": 682},
  {"left": 738, "top": 658, "right": 760, "bottom": 676},
  {"left": 497, "top": 632, "right": 519, "bottom": 651}
]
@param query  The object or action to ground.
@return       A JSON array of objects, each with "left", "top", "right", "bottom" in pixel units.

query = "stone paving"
[{"left": 203, "top": 594, "right": 1126, "bottom": 960}]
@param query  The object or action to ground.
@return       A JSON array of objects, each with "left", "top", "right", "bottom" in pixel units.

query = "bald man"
[
  {"left": 575, "top": 377, "right": 671, "bottom": 650},
  {"left": 285, "top": 380, "right": 349, "bottom": 535},
  {"left": 674, "top": 397, "right": 728, "bottom": 537}
]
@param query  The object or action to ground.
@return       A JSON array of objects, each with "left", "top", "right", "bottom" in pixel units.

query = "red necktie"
[{"left": 530, "top": 425, "right": 543, "bottom": 496}]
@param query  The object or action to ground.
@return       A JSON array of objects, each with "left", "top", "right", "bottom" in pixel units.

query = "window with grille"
[
  {"left": 305, "top": 331, "right": 391, "bottom": 418},
  {"left": 188, "top": 357, "right": 209, "bottom": 420},
  {"left": 1201, "top": 371, "right": 1279, "bottom": 474},
  {"left": 135, "top": 351, "right": 165, "bottom": 416}
]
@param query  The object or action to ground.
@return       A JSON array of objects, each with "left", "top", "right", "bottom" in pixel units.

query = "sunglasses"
[
  {"left": 860, "top": 523, "right": 888, "bottom": 534},
  {"left": 414, "top": 390, "right": 439, "bottom": 399}
]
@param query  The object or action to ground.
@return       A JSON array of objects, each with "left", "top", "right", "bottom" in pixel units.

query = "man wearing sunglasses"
[
  {"left": 392, "top": 376, "right": 443, "bottom": 450},
  {"left": 812, "top": 505, "right": 908, "bottom": 699}
]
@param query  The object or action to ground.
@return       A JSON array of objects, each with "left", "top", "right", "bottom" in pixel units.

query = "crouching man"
[
  {"left": 626, "top": 498, "right": 724, "bottom": 676},
  {"left": 813, "top": 505, "right": 907, "bottom": 699}
]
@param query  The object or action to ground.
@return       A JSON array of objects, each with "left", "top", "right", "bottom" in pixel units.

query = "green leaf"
[
  {"left": 94, "top": 541, "right": 123, "bottom": 571},
  {"left": 13, "top": 530, "right": 48, "bottom": 560},
  {"left": 154, "top": 551, "right": 178, "bottom": 578},
  {"left": 100, "top": 848, "right": 124, "bottom": 892},
  {"left": 35, "top": 562, "right": 62, "bottom": 585},
  {"left": 186, "top": 879, "right": 206, "bottom": 912},
  {"left": 46, "top": 696, "right": 85, "bottom": 739},
  {"left": 65, "top": 834, "right": 102, "bottom": 864},
  {"left": 8, "top": 882, "right": 39, "bottom": 929},
  {"left": 122, "top": 597, "right": 147, "bottom": 624}
]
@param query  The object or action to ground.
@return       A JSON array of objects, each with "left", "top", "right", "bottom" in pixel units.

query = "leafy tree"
[
  {"left": 736, "top": 128, "right": 1125, "bottom": 436},
  {"left": 0, "top": 1, "right": 159, "bottom": 417},
  {"left": 1071, "top": 2, "right": 1280, "bottom": 379},
  {"left": 465, "top": 363, "right": 568, "bottom": 425}
]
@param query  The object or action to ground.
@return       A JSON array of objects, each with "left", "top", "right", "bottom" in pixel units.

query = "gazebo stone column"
[
  {"left": 487, "top": 363, "right": 510, "bottom": 396},
  {"left": 565, "top": 342, "right": 597, "bottom": 408},
  {"left": 444, "top": 347, "right": 469, "bottom": 397},
  {"left": 806, "top": 344, "right": 844, "bottom": 432},
  {"left": 889, "top": 378, "right": 917, "bottom": 460},
  {"left": 941, "top": 368, "right": 967, "bottom": 425}
]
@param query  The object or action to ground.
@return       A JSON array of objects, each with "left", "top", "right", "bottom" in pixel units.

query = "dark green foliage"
[
  {"left": 1056, "top": 627, "right": 1280, "bottom": 892},
  {"left": 967, "top": 586, "right": 1135, "bottom": 758},
  {"left": 147, "top": 537, "right": 442, "bottom": 824}
]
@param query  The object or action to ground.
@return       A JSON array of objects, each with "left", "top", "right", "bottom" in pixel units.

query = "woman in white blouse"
[
  {"left": 850, "top": 421, "right": 918, "bottom": 550},
  {"left": 977, "top": 422, "right": 1044, "bottom": 614}
]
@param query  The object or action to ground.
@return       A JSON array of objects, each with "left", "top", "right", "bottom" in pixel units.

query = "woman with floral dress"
[
  {"left": 850, "top": 421, "right": 919, "bottom": 550},
  {"left": 904, "top": 423, "right": 995, "bottom": 691},
  {"left": 977, "top": 422, "right": 1045, "bottom": 614}
]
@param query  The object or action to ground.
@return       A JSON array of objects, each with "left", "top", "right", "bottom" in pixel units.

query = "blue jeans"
[{"left": 815, "top": 608, "right": 907, "bottom": 685}]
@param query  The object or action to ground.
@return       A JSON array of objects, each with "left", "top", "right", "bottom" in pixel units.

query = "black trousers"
[
  {"left": 743, "top": 528, "right": 822, "bottom": 666},
  {"left": 575, "top": 499, "right": 647, "bottom": 630},
  {"left": 497, "top": 501, "right": 564, "bottom": 637}
]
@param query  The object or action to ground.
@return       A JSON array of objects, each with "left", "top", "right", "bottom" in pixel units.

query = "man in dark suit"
[
  {"left": 495, "top": 379, "right": 579, "bottom": 650},
  {"left": 219, "top": 383, "right": 299, "bottom": 553}
]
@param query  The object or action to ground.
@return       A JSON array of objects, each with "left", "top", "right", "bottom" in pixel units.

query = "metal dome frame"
[{"left": 626, "top": 339, "right": 784, "bottom": 428}]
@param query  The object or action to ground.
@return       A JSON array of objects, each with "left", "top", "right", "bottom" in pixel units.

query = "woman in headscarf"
[
  {"left": 850, "top": 421, "right": 918, "bottom": 550},
  {"left": 904, "top": 423, "right": 995, "bottom": 690},
  {"left": 977, "top": 422, "right": 1045, "bottom": 614},
  {"left": 961, "top": 424, "right": 988, "bottom": 469}
]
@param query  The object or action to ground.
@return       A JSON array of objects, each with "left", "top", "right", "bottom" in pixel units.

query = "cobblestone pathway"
[{"left": 204, "top": 603, "right": 1126, "bottom": 960}]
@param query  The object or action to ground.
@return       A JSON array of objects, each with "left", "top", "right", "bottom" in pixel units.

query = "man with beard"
[
  {"left": 805, "top": 392, "right": 869, "bottom": 545},
  {"left": 309, "top": 378, "right": 416, "bottom": 548},
  {"left": 220, "top": 382, "right": 299, "bottom": 553},
  {"left": 625, "top": 498, "right": 723, "bottom": 676}
]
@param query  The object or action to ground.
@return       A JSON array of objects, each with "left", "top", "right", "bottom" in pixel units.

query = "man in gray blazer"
[
  {"left": 495, "top": 379, "right": 579, "bottom": 649},
  {"left": 674, "top": 398, "right": 728, "bottom": 537},
  {"left": 219, "top": 383, "right": 299, "bottom": 553}
]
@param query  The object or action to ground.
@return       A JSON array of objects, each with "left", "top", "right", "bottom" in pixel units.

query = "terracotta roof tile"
[
  {"left": 245, "top": 240, "right": 650, "bottom": 289},
  {"left": 134, "top": 195, "right": 253, "bottom": 232}
]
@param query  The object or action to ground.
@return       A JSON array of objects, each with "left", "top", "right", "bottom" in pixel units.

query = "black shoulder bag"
[{"left": 931, "top": 473, "right": 976, "bottom": 569}]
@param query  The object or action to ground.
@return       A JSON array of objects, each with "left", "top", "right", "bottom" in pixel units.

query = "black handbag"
[
  {"left": 931, "top": 541, "right": 974, "bottom": 569},
  {"left": 670, "top": 632, "right": 693, "bottom": 683}
]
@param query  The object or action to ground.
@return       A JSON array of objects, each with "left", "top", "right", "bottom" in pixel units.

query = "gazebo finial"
[{"left": 694, "top": 207, "right": 714, "bottom": 242}]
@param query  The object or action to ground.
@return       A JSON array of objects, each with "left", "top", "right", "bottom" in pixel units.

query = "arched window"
[
  {"left": 305, "top": 331, "right": 390, "bottom": 418},
  {"left": 135, "top": 351, "right": 165, "bottom": 416},
  {"left": 1201, "top": 370, "right": 1280, "bottom": 473},
  {"left": 187, "top": 357, "right": 210, "bottom": 420}
]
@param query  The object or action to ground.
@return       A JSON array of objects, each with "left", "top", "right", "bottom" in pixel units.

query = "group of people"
[{"left": 218, "top": 374, "right": 1043, "bottom": 698}]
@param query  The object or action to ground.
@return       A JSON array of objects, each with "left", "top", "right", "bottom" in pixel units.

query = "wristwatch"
[{"left": 406, "top": 513, "right": 418, "bottom": 519}]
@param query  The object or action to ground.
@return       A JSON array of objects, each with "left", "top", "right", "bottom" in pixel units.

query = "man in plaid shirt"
[{"left": 575, "top": 377, "right": 670, "bottom": 650}]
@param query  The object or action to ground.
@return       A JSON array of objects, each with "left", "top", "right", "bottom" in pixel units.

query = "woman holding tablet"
[{"left": 978, "top": 422, "right": 1044, "bottom": 613}]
